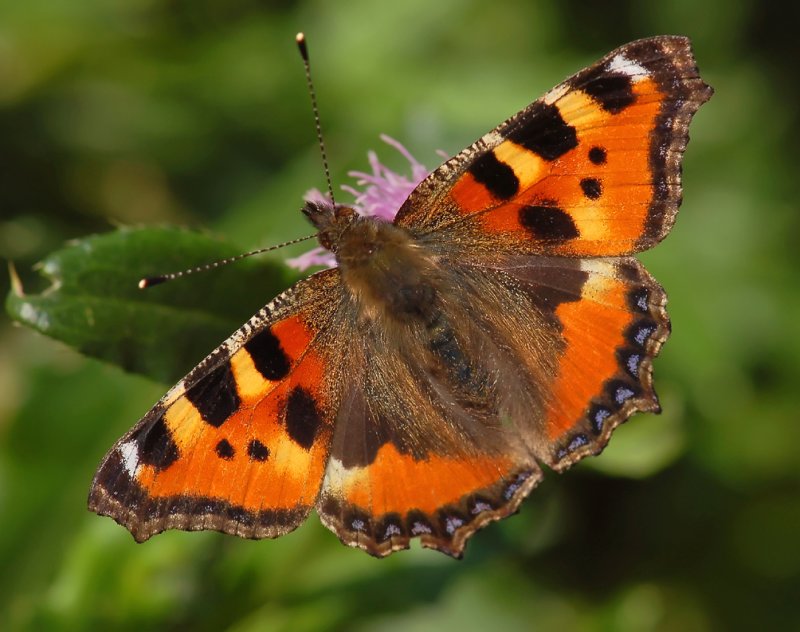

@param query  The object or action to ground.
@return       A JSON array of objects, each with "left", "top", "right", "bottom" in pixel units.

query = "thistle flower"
[{"left": 286, "top": 135, "right": 430, "bottom": 271}]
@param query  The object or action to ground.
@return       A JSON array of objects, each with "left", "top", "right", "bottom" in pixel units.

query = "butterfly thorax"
[{"left": 303, "top": 200, "right": 440, "bottom": 323}]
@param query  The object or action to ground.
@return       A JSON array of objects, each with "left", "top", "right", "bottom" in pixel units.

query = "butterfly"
[{"left": 89, "top": 35, "right": 712, "bottom": 558}]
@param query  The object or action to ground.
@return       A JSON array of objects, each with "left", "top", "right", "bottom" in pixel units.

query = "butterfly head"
[
  {"left": 301, "top": 200, "right": 359, "bottom": 253},
  {"left": 302, "top": 198, "right": 437, "bottom": 320}
]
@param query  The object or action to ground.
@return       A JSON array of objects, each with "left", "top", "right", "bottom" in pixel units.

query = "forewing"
[
  {"left": 89, "top": 269, "right": 344, "bottom": 542},
  {"left": 395, "top": 36, "right": 712, "bottom": 256}
]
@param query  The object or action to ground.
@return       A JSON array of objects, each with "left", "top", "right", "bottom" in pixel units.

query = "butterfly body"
[
  {"left": 306, "top": 203, "right": 442, "bottom": 325},
  {"left": 89, "top": 36, "right": 712, "bottom": 557}
]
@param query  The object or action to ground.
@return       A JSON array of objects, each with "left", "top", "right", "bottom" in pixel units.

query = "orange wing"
[
  {"left": 395, "top": 36, "right": 712, "bottom": 256},
  {"left": 492, "top": 255, "right": 670, "bottom": 469},
  {"left": 317, "top": 360, "right": 542, "bottom": 558},
  {"left": 314, "top": 255, "right": 670, "bottom": 558},
  {"left": 319, "top": 443, "right": 539, "bottom": 559},
  {"left": 89, "top": 270, "right": 342, "bottom": 542}
]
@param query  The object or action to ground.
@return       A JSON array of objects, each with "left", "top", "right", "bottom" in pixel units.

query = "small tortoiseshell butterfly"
[{"left": 89, "top": 36, "right": 712, "bottom": 557}]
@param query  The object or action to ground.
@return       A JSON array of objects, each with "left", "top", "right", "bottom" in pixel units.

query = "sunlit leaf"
[{"left": 6, "top": 227, "right": 299, "bottom": 384}]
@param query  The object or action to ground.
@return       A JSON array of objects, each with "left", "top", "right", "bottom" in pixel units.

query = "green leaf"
[{"left": 6, "top": 226, "right": 301, "bottom": 384}]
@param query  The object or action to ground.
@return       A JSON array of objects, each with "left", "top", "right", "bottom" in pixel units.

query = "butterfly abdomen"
[{"left": 426, "top": 311, "right": 493, "bottom": 399}]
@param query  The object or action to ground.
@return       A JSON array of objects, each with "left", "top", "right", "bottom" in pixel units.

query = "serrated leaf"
[{"left": 6, "top": 227, "right": 301, "bottom": 384}]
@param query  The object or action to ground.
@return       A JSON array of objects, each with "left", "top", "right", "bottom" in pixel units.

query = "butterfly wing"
[
  {"left": 486, "top": 255, "right": 670, "bottom": 468},
  {"left": 316, "top": 287, "right": 546, "bottom": 558},
  {"left": 89, "top": 269, "right": 344, "bottom": 542},
  {"left": 315, "top": 254, "right": 668, "bottom": 557},
  {"left": 394, "top": 36, "right": 712, "bottom": 256}
]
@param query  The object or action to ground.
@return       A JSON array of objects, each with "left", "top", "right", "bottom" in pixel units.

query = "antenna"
[
  {"left": 138, "top": 233, "right": 316, "bottom": 289},
  {"left": 296, "top": 32, "right": 336, "bottom": 206},
  {"left": 139, "top": 33, "right": 332, "bottom": 291}
]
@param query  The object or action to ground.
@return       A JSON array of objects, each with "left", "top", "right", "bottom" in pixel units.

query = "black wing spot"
[
  {"left": 134, "top": 412, "right": 179, "bottom": 470},
  {"left": 589, "top": 146, "right": 607, "bottom": 165},
  {"left": 467, "top": 151, "right": 519, "bottom": 200},
  {"left": 506, "top": 102, "right": 578, "bottom": 160},
  {"left": 244, "top": 327, "right": 291, "bottom": 381},
  {"left": 581, "top": 69, "right": 635, "bottom": 114},
  {"left": 185, "top": 361, "right": 241, "bottom": 427},
  {"left": 580, "top": 177, "right": 603, "bottom": 200},
  {"left": 519, "top": 203, "right": 579, "bottom": 241},
  {"left": 247, "top": 439, "right": 270, "bottom": 462},
  {"left": 215, "top": 438, "right": 235, "bottom": 460},
  {"left": 285, "top": 386, "right": 322, "bottom": 450}
]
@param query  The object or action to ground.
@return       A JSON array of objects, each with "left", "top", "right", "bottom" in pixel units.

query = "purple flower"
[{"left": 286, "top": 135, "right": 430, "bottom": 271}]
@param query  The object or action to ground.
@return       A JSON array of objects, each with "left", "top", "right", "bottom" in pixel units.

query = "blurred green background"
[{"left": 2, "top": 1, "right": 798, "bottom": 630}]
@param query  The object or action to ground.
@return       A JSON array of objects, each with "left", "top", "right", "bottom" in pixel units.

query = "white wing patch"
[
  {"left": 607, "top": 53, "right": 650, "bottom": 81},
  {"left": 118, "top": 440, "right": 141, "bottom": 477}
]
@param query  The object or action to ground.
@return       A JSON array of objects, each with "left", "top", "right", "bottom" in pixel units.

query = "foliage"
[
  {"left": 2, "top": 1, "right": 799, "bottom": 630},
  {"left": 7, "top": 227, "right": 297, "bottom": 383}
]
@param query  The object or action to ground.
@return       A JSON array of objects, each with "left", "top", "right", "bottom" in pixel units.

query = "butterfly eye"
[
  {"left": 334, "top": 206, "right": 358, "bottom": 221},
  {"left": 318, "top": 231, "right": 336, "bottom": 252}
]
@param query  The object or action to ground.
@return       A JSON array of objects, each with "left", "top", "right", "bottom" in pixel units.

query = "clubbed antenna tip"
[
  {"left": 296, "top": 32, "right": 308, "bottom": 60},
  {"left": 295, "top": 31, "right": 335, "bottom": 206},
  {"left": 136, "top": 234, "right": 317, "bottom": 290},
  {"left": 138, "top": 276, "right": 166, "bottom": 289}
]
